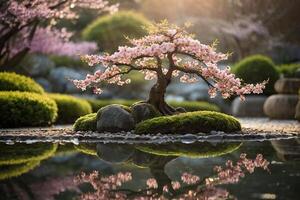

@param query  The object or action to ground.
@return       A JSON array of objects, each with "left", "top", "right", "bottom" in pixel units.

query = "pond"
[{"left": 0, "top": 139, "right": 299, "bottom": 199}]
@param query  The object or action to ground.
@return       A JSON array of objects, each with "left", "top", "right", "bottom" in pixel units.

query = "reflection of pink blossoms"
[{"left": 74, "top": 22, "right": 267, "bottom": 100}]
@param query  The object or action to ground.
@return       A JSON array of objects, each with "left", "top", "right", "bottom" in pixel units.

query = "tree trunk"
[{"left": 147, "top": 78, "right": 177, "bottom": 115}]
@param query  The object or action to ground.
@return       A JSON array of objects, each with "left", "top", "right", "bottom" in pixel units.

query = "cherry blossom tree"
[
  {"left": 0, "top": 0, "right": 118, "bottom": 67},
  {"left": 74, "top": 21, "right": 267, "bottom": 115}
]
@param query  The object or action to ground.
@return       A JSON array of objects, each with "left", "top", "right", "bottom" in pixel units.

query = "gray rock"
[
  {"left": 130, "top": 102, "right": 160, "bottom": 123},
  {"left": 96, "top": 104, "right": 135, "bottom": 132},
  {"left": 22, "top": 54, "right": 55, "bottom": 77},
  {"left": 231, "top": 95, "right": 267, "bottom": 117},
  {"left": 34, "top": 78, "right": 52, "bottom": 92},
  {"left": 274, "top": 78, "right": 300, "bottom": 94},
  {"left": 48, "top": 66, "right": 87, "bottom": 93},
  {"left": 264, "top": 94, "right": 298, "bottom": 119}
]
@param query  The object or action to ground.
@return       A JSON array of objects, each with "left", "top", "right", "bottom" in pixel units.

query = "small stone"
[
  {"left": 130, "top": 102, "right": 160, "bottom": 123},
  {"left": 231, "top": 95, "right": 267, "bottom": 117},
  {"left": 274, "top": 78, "right": 300, "bottom": 94},
  {"left": 264, "top": 94, "right": 298, "bottom": 119},
  {"left": 96, "top": 104, "right": 135, "bottom": 133}
]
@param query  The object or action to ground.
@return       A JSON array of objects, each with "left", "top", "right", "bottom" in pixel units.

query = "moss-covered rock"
[
  {"left": 0, "top": 91, "right": 58, "bottom": 128},
  {"left": 0, "top": 72, "right": 44, "bottom": 94},
  {"left": 73, "top": 113, "right": 97, "bottom": 131},
  {"left": 130, "top": 102, "right": 161, "bottom": 123},
  {"left": 48, "top": 93, "right": 92, "bottom": 124},
  {"left": 0, "top": 143, "right": 58, "bottom": 165},
  {"left": 135, "top": 111, "right": 241, "bottom": 135},
  {"left": 135, "top": 142, "right": 242, "bottom": 158},
  {"left": 75, "top": 143, "right": 97, "bottom": 156},
  {"left": 82, "top": 11, "right": 151, "bottom": 52},
  {"left": 0, "top": 160, "right": 40, "bottom": 180},
  {"left": 232, "top": 55, "right": 279, "bottom": 95}
]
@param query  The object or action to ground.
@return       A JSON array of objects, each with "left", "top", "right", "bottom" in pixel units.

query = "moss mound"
[
  {"left": 0, "top": 72, "right": 44, "bottom": 94},
  {"left": 82, "top": 11, "right": 151, "bottom": 52},
  {"left": 0, "top": 143, "right": 58, "bottom": 165},
  {"left": 135, "top": 142, "right": 242, "bottom": 158},
  {"left": 48, "top": 93, "right": 92, "bottom": 124},
  {"left": 168, "top": 101, "right": 220, "bottom": 112},
  {"left": 277, "top": 63, "right": 300, "bottom": 78},
  {"left": 135, "top": 111, "right": 241, "bottom": 135},
  {"left": 0, "top": 91, "right": 58, "bottom": 128},
  {"left": 73, "top": 113, "right": 97, "bottom": 131},
  {"left": 75, "top": 143, "right": 98, "bottom": 156},
  {"left": 0, "top": 160, "right": 41, "bottom": 180},
  {"left": 232, "top": 55, "right": 279, "bottom": 95}
]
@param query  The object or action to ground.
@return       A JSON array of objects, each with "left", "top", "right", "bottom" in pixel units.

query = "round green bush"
[
  {"left": 0, "top": 91, "right": 58, "bottom": 128},
  {"left": 277, "top": 63, "right": 300, "bottom": 78},
  {"left": 0, "top": 72, "right": 44, "bottom": 94},
  {"left": 168, "top": 101, "right": 220, "bottom": 112},
  {"left": 73, "top": 113, "right": 97, "bottom": 131},
  {"left": 82, "top": 11, "right": 151, "bottom": 52},
  {"left": 135, "top": 142, "right": 242, "bottom": 158},
  {"left": 48, "top": 93, "right": 92, "bottom": 124},
  {"left": 0, "top": 160, "right": 40, "bottom": 180},
  {"left": 232, "top": 55, "right": 280, "bottom": 95},
  {"left": 0, "top": 143, "right": 58, "bottom": 165},
  {"left": 134, "top": 111, "right": 241, "bottom": 135}
]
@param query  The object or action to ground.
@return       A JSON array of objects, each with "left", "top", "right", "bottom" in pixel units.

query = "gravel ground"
[{"left": 0, "top": 118, "right": 299, "bottom": 143}]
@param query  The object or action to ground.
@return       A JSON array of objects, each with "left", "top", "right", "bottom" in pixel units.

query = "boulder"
[
  {"left": 264, "top": 94, "right": 298, "bottom": 119},
  {"left": 96, "top": 104, "right": 135, "bottom": 132},
  {"left": 231, "top": 95, "right": 267, "bottom": 117},
  {"left": 48, "top": 67, "right": 87, "bottom": 93},
  {"left": 130, "top": 102, "right": 160, "bottom": 123},
  {"left": 22, "top": 54, "right": 55, "bottom": 77},
  {"left": 274, "top": 78, "right": 300, "bottom": 94},
  {"left": 34, "top": 78, "right": 52, "bottom": 92}
]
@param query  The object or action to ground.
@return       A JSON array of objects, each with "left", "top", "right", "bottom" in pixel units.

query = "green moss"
[
  {"left": 48, "top": 93, "right": 92, "bottom": 124},
  {"left": 277, "top": 63, "right": 300, "bottom": 78},
  {"left": 73, "top": 113, "right": 97, "bottom": 131},
  {"left": 0, "top": 160, "right": 40, "bottom": 180},
  {"left": 0, "top": 143, "right": 58, "bottom": 165},
  {"left": 232, "top": 55, "right": 280, "bottom": 95},
  {"left": 82, "top": 11, "right": 151, "bottom": 52},
  {"left": 168, "top": 101, "right": 220, "bottom": 112},
  {"left": 0, "top": 72, "right": 44, "bottom": 94},
  {"left": 75, "top": 144, "right": 97, "bottom": 156},
  {"left": 55, "top": 143, "right": 77, "bottom": 155},
  {"left": 0, "top": 91, "right": 58, "bottom": 128},
  {"left": 135, "top": 111, "right": 241, "bottom": 135},
  {"left": 86, "top": 99, "right": 137, "bottom": 112},
  {"left": 49, "top": 55, "right": 89, "bottom": 69},
  {"left": 135, "top": 142, "right": 242, "bottom": 158}
]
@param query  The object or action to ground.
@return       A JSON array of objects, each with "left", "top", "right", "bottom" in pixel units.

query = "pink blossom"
[{"left": 146, "top": 178, "right": 158, "bottom": 189}]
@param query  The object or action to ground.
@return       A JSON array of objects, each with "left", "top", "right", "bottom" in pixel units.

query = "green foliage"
[
  {"left": 0, "top": 72, "right": 44, "bottom": 94},
  {"left": 232, "top": 55, "right": 280, "bottom": 95},
  {"left": 86, "top": 99, "right": 137, "bottom": 112},
  {"left": 168, "top": 101, "right": 220, "bottom": 112},
  {"left": 0, "top": 160, "right": 40, "bottom": 180},
  {"left": 0, "top": 91, "right": 58, "bottom": 128},
  {"left": 135, "top": 111, "right": 241, "bottom": 135},
  {"left": 48, "top": 93, "right": 92, "bottom": 124},
  {"left": 0, "top": 143, "right": 58, "bottom": 165},
  {"left": 277, "top": 63, "right": 300, "bottom": 78},
  {"left": 75, "top": 143, "right": 98, "bottom": 156},
  {"left": 49, "top": 55, "right": 89, "bottom": 69},
  {"left": 73, "top": 113, "right": 97, "bottom": 131},
  {"left": 136, "top": 142, "right": 242, "bottom": 158},
  {"left": 82, "top": 11, "right": 151, "bottom": 52}
]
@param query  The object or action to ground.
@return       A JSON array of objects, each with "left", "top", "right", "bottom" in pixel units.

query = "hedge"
[
  {"left": 48, "top": 93, "right": 92, "bottom": 124},
  {"left": 49, "top": 55, "right": 89, "bottom": 69},
  {"left": 0, "top": 72, "right": 44, "bottom": 94},
  {"left": 0, "top": 91, "right": 58, "bottom": 128},
  {"left": 86, "top": 99, "right": 137, "bottom": 112},
  {"left": 277, "top": 63, "right": 300, "bottom": 78}
]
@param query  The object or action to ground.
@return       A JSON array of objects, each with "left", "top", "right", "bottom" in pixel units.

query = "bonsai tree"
[{"left": 74, "top": 21, "right": 267, "bottom": 115}]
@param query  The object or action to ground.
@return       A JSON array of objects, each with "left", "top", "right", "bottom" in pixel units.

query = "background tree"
[{"left": 74, "top": 22, "right": 267, "bottom": 115}]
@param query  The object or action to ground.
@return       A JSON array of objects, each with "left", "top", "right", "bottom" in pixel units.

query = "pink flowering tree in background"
[
  {"left": 0, "top": 0, "right": 118, "bottom": 67},
  {"left": 75, "top": 21, "right": 267, "bottom": 115}
]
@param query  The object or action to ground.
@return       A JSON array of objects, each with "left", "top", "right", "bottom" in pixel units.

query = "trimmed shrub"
[
  {"left": 168, "top": 101, "right": 220, "bottom": 112},
  {"left": 135, "top": 111, "right": 241, "bottom": 135},
  {"left": 0, "top": 91, "right": 57, "bottom": 128},
  {"left": 82, "top": 11, "right": 151, "bottom": 52},
  {"left": 86, "top": 99, "right": 137, "bottom": 112},
  {"left": 135, "top": 142, "right": 242, "bottom": 158},
  {"left": 0, "top": 161, "right": 40, "bottom": 180},
  {"left": 0, "top": 72, "right": 44, "bottom": 94},
  {"left": 49, "top": 55, "right": 89, "bottom": 69},
  {"left": 232, "top": 55, "right": 280, "bottom": 95},
  {"left": 48, "top": 93, "right": 92, "bottom": 124},
  {"left": 73, "top": 113, "right": 97, "bottom": 131},
  {"left": 0, "top": 143, "right": 58, "bottom": 165},
  {"left": 277, "top": 63, "right": 300, "bottom": 78},
  {"left": 75, "top": 143, "right": 97, "bottom": 156}
]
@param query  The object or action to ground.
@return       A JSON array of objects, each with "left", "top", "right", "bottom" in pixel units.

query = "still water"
[{"left": 0, "top": 139, "right": 299, "bottom": 200}]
